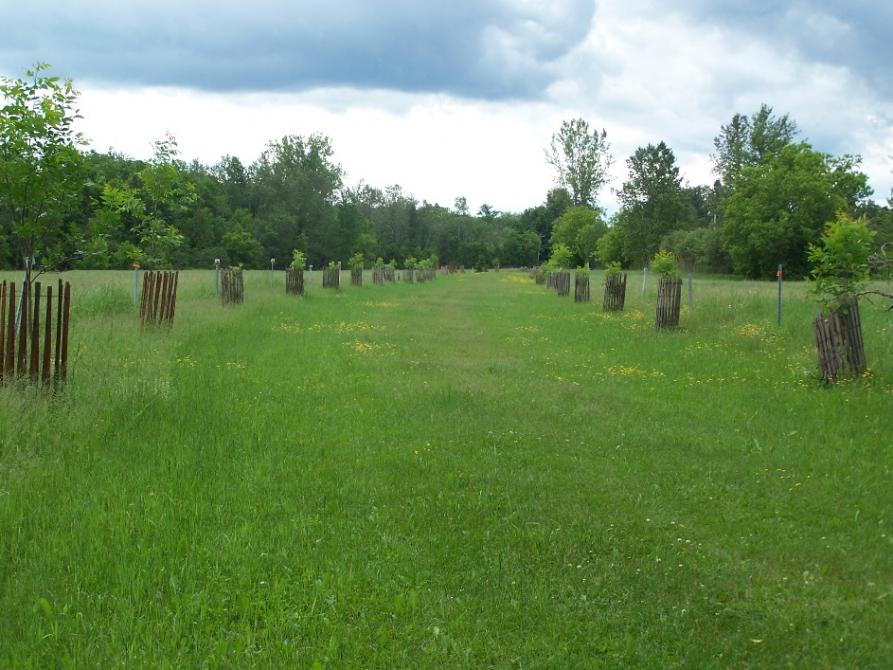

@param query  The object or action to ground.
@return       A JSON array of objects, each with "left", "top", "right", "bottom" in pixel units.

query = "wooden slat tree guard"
[
  {"left": 0, "top": 279, "right": 71, "bottom": 387},
  {"left": 574, "top": 272, "right": 590, "bottom": 303},
  {"left": 813, "top": 297, "right": 866, "bottom": 381},
  {"left": 351, "top": 266, "right": 363, "bottom": 287},
  {"left": 139, "top": 271, "right": 179, "bottom": 327},
  {"left": 220, "top": 268, "right": 244, "bottom": 305},
  {"left": 384, "top": 267, "right": 395, "bottom": 282},
  {"left": 404, "top": 269, "right": 415, "bottom": 283},
  {"left": 655, "top": 277, "right": 683, "bottom": 329},
  {"left": 373, "top": 267, "right": 384, "bottom": 285},
  {"left": 603, "top": 273, "right": 627, "bottom": 312},
  {"left": 322, "top": 266, "right": 340, "bottom": 289},
  {"left": 285, "top": 268, "right": 304, "bottom": 296},
  {"left": 555, "top": 271, "right": 570, "bottom": 297}
]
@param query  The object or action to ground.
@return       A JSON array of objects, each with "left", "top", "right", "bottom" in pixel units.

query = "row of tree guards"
[
  {"left": 535, "top": 260, "right": 871, "bottom": 383},
  {"left": 0, "top": 279, "right": 71, "bottom": 387},
  {"left": 536, "top": 268, "right": 644, "bottom": 320}
]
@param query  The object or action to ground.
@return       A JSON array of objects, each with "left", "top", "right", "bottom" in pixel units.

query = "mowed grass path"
[{"left": 1, "top": 270, "right": 892, "bottom": 668}]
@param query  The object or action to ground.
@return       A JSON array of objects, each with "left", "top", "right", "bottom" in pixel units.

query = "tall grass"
[{"left": 1, "top": 269, "right": 891, "bottom": 667}]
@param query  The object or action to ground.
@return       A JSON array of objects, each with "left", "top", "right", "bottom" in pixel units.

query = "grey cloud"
[
  {"left": 0, "top": 0, "right": 596, "bottom": 99},
  {"left": 677, "top": 1, "right": 893, "bottom": 96}
]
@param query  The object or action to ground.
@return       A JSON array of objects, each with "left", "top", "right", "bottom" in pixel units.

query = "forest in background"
[{"left": 2, "top": 66, "right": 892, "bottom": 277}]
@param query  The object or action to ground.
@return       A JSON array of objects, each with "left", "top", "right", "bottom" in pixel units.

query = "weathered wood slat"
[
  {"left": 656, "top": 277, "right": 682, "bottom": 329},
  {"left": 574, "top": 272, "right": 590, "bottom": 303},
  {"left": 813, "top": 297, "right": 866, "bottom": 381},
  {"left": 42, "top": 285, "right": 53, "bottom": 385}
]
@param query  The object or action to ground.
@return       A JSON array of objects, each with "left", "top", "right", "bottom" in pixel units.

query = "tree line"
[{"left": 1, "top": 65, "right": 891, "bottom": 278}]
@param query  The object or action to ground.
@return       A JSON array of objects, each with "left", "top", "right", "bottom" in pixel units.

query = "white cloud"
[{"left": 64, "top": 0, "right": 893, "bottom": 215}]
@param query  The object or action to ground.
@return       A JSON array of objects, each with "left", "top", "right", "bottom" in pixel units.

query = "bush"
[
  {"left": 808, "top": 213, "right": 875, "bottom": 309},
  {"left": 651, "top": 250, "right": 680, "bottom": 278},
  {"left": 290, "top": 249, "right": 306, "bottom": 270}
]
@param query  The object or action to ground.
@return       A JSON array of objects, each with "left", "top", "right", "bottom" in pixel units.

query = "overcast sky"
[{"left": 2, "top": 0, "right": 891, "bottom": 214}]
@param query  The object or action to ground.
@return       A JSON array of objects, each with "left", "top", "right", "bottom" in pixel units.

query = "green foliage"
[
  {"left": 808, "top": 213, "right": 875, "bottom": 309},
  {"left": 604, "top": 261, "right": 623, "bottom": 276},
  {"left": 222, "top": 230, "right": 262, "bottom": 268},
  {"left": 547, "top": 119, "right": 613, "bottom": 208},
  {"left": 615, "top": 142, "right": 694, "bottom": 265},
  {"left": 651, "top": 249, "right": 680, "bottom": 278},
  {"left": 404, "top": 256, "right": 417, "bottom": 270},
  {"left": 545, "top": 242, "right": 573, "bottom": 270},
  {"left": 662, "top": 227, "right": 731, "bottom": 274},
  {"left": 0, "top": 63, "right": 85, "bottom": 269},
  {"left": 550, "top": 205, "right": 607, "bottom": 266},
  {"left": 595, "top": 228, "right": 624, "bottom": 267},
  {"left": 349, "top": 251, "right": 364, "bottom": 270},
  {"left": 713, "top": 104, "right": 799, "bottom": 187},
  {"left": 290, "top": 248, "right": 306, "bottom": 269},
  {"left": 721, "top": 143, "right": 871, "bottom": 278}
]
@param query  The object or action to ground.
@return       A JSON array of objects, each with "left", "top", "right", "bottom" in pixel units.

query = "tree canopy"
[
  {"left": 546, "top": 118, "right": 613, "bottom": 209},
  {"left": 0, "top": 67, "right": 889, "bottom": 278}
]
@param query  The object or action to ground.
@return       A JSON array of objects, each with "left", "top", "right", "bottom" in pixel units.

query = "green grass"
[{"left": 1, "top": 268, "right": 892, "bottom": 668}]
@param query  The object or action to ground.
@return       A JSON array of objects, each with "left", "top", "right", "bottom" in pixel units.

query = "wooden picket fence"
[
  {"left": 655, "top": 277, "right": 682, "bottom": 329},
  {"left": 383, "top": 267, "right": 395, "bottom": 282},
  {"left": 351, "top": 267, "right": 363, "bottom": 287},
  {"left": 221, "top": 268, "right": 244, "bottom": 305},
  {"left": 403, "top": 269, "right": 415, "bottom": 283},
  {"left": 286, "top": 268, "right": 304, "bottom": 296},
  {"left": 574, "top": 272, "right": 590, "bottom": 303},
  {"left": 139, "top": 271, "right": 178, "bottom": 327},
  {"left": 603, "top": 273, "right": 627, "bottom": 312},
  {"left": 0, "top": 279, "right": 71, "bottom": 386},
  {"left": 373, "top": 267, "right": 384, "bottom": 285},
  {"left": 814, "top": 297, "right": 866, "bottom": 381}
]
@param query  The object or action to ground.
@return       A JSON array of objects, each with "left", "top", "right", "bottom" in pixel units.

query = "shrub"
[
  {"left": 808, "top": 213, "right": 875, "bottom": 310},
  {"left": 651, "top": 250, "right": 680, "bottom": 278},
  {"left": 605, "top": 261, "right": 623, "bottom": 276},
  {"left": 290, "top": 249, "right": 306, "bottom": 270}
]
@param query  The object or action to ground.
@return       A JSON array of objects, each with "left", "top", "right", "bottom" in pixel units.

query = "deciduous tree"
[{"left": 546, "top": 119, "right": 613, "bottom": 208}]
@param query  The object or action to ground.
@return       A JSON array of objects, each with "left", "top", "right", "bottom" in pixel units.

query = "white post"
[{"left": 214, "top": 258, "right": 221, "bottom": 295}]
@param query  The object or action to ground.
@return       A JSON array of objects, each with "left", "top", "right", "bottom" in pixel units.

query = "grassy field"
[{"left": 1, "top": 268, "right": 892, "bottom": 668}]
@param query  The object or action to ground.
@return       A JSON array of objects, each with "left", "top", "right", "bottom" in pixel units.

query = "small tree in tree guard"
[
  {"left": 0, "top": 279, "right": 71, "bottom": 388},
  {"left": 139, "top": 271, "right": 179, "bottom": 327},
  {"left": 322, "top": 262, "right": 340, "bottom": 289},
  {"left": 373, "top": 257, "right": 384, "bottom": 285},
  {"left": 350, "top": 252, "right": 363, "bottom": 287},
  {"left": 555, "top": 271, "right": 571, "bottom": 296},
  {"left": 287, "top": 249, "right": 306, "bottom": 296},
  {"left": 653, "top": 250, "right": 682, "bottom": 329},
  {"left": 603, "top": 262, "right": 627, "bottom": 312},
  {"left": 809, "top": 213, "right": 874, "bottom": 381},
  {"left": 220, "top": 268, "right": 244, "bottom": 305},
  {"left": 574, "top": 269, "right": 590, "bottom": 303},
  {"left": 285, "top": 268, "right": 304, "bottom": 295}
]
